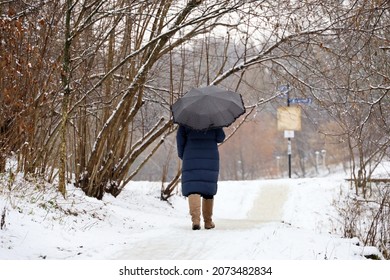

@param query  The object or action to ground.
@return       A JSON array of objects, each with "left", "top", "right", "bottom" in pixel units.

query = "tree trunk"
[{"left": 58, "top": 0, "right": 73, "bottom": 199}]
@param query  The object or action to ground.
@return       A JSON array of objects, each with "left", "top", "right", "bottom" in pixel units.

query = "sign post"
[
  {"left": 277, "top": 85, "right": 308, "bottom": 178},
  {"left": 278, "top": 85, "right": 294, "bottom": 178},
  {"left": 287, "top": 90, "right": 292, "bottom": 178}
]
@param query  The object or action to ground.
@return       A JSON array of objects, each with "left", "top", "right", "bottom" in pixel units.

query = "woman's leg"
[
  {"left": 188, "top": 194, "right": 201, "bottom": 230},
  {"left": 201, "top": 195, "right": 215, "bottom": 229}
]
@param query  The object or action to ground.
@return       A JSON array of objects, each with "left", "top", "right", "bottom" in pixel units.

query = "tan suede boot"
[
  {"left": 202, "top": 198, "right": 215, "bottom": 229},
  {"left": 188, "top": 194, "right": 201, "bottom": 230}
]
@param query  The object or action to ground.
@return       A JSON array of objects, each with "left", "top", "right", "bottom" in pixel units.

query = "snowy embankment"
[{"left": 1, "top": 167, "right": 384, "bottom": 260}]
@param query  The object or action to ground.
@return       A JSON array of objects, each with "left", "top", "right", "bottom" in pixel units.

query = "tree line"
[{"left": 0, "top": 0, "right": 389, "bottom": 201}]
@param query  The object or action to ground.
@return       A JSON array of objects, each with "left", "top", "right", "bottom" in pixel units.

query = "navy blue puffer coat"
[{"left": 176, "top": 125, "right": 225, "bottom": 197}]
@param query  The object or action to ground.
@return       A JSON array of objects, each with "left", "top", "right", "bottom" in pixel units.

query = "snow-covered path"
[
  {"left": 1, "top": 174, "right": 377, "bottom": 260},
  {"left": 247, "top": 183, "right": 289, "bottom": 222},
  {"left": 2, "top": 174, "right": 388, "bottom": 280},
  {"left": 113, "top": 178, "right": 373, "bottom": 260},
  {"left": 115, "top": 183, "right": 292, "bottom": 259}
]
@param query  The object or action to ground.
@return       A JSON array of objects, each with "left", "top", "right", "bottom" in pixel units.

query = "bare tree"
[{"left": 300, "top": 1, "right": 390, "bottom": 196}]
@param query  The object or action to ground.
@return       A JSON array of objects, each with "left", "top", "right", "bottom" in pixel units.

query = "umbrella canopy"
[{"left": 171, "top": 85, "right": 245, "bottom": 130}]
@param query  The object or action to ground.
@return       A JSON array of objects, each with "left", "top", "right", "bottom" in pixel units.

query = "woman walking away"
[{"left": 176, "top": 125, "right": 225, "bottom": 230}]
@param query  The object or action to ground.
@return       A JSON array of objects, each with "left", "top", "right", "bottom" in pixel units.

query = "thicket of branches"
[{"left": 335, "top": 182, "right": 390, "bottom": 259}]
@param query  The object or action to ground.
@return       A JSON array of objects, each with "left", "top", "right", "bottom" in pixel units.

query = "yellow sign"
[{"left": 277, "top": 106, "right": 302, "bottom": 131}]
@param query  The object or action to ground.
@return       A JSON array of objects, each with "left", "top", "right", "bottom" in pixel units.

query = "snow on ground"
[{"left": 0, "top": 167, "right": 383, "bottom": 261}]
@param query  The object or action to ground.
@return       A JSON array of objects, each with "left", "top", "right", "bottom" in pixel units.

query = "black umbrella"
[{"left": 171, "top": 85, "right": 245, "bottom": 130}]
